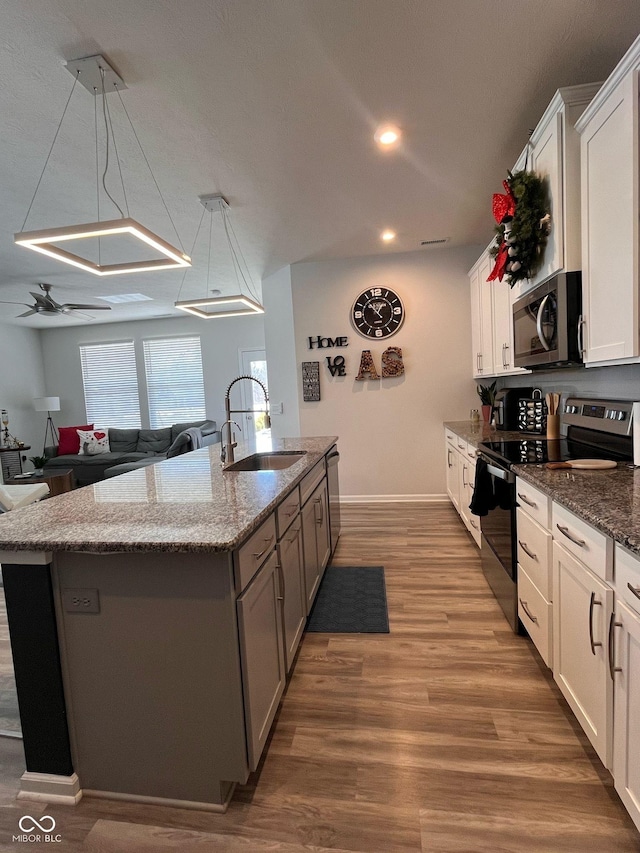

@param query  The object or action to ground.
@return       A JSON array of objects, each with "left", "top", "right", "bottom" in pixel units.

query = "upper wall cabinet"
[
  {"left": 576, "top": 35, "right": 640, "bottom": 367},
  {"left": 511, "top": 83, "right": 601, "bottom": 301}
]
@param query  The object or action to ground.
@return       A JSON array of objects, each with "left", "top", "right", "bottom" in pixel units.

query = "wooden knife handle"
[{"left": 546, "top": 462, "right": 571, "bottom": 469}]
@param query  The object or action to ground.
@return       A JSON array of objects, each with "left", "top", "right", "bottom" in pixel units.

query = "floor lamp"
[{"left": 34, "top": 396, "right": 60, "bottom": 456}]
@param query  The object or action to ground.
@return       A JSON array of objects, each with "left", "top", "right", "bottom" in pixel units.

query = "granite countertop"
[
  {"left": 514, "top": 463, "right": 640, "bottom": 557},
  {"left": 0, "top": 436, "right": 337, "bottom": 555},
  {"left": 444, "top": 420, "right": 544, "bottom": 448}
]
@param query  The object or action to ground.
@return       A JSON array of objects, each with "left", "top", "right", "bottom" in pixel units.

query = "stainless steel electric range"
[{"left": 476, "top": 397, "right": 634, "bottom": 632}]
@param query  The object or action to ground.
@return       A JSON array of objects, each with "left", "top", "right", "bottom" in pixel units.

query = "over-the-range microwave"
[{"left": 512, "top": 271, "right": 582, "bottom": 369}]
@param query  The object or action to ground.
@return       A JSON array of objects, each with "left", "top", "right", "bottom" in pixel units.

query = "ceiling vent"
[{"left": 420, "top": 238, "right": 448, "bottom": 247}]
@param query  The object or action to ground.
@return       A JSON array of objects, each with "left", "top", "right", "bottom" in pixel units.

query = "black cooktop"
[{"left": 480, "top": 435, "right": 633, "bottom": 466}]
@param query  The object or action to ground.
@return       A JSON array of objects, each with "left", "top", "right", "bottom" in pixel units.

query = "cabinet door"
[
  {"left": 531, "top": 112, "right": 563, "bottom": 286},
  {"left": 313, "top": 479, "right": 331, "bottom": 578},
  {"left": 445, "top": 442, "right": 460, "bottom": 511},
  {"left": 552, "top": 541, "right": 613, "bottom": 768},
  {"left": 478, "top": 253, "right": 495, "bottom": 376},
  {"left": 470, "top": 264, "right": 482, "bottom": 378},
  {"left": 302, "top": 497, "right": 321, "bottom": 612},
  {"left": 278, "top": 518, "right": 306, "bottom": 673},
  {"left": 237, "top": 550, "right": 286, "bottom": 770},
  {"left": 613, "top": 599, "right": 640, "bottom": 834},
  {"left": 581, "top": 73, "right": 638, "bottom": 364}
]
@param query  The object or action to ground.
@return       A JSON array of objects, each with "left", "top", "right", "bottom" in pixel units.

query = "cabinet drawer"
[
  {"left": 552, "top": 502, "right": 613, "bottom": 582},
  {"left": 235, "top": 514, "right": 277, "bottom": 593},
  {"left": 518, "top": 564, "right": 552, "bottom": 668},
  {"left": 299, "top": 460, "right": 326, "bottom": 506},
  {"left": 445, "top": 428, "right": 456, "bottom": 443},
  {"left": 515, "top": 477, "right": 550, "bottom": 528},
  {"left": 276, "top": 487, "right": 300, "bottom": 538},
  {"left": 464, "top": 442, "right": 477, "bottom": 463},
  {"left": 615, "top": 544, "right": 640, "bottom": 617},
  {"left": 455, "top": 435, "right": 467, "bottom": 453},
  {"left": 516, "top": 508, "right": 552, "bottom": 600}
]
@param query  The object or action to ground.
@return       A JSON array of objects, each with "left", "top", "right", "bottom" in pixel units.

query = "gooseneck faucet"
[{"left": 222, "top": 375, "right": 270, "bottom": 466}]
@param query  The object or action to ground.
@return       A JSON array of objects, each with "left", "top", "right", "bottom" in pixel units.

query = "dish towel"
[
  {"left": 183, "top": 427, "right": 203, "bottom": 450},
  {"left": 469, "top": 458, "right": 495, "bottom": 517}
]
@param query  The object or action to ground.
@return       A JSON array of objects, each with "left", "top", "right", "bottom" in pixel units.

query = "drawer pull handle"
[
  {"left": 276, "top": 562, "right": 285, "bottom": 604},
  {"left": 589, "top": 592, "right": 602, "bottom": 655},
  {"left": 608, "top": 612, "right": 623, "bottom": 679},
  {"left": 284, "top": 506, "right": 298, "bottom": 517},
  {"left": 470, "top": 519, "right": 479, "bottom": 530},
  {"left": 518, "top": 540, "right": 537, "bottom": 561},
  {"left": 556, "top": 524, "right": 585, "bottom": 548},
  {"left": 519, "top": 598, "right": 538, "bottom": 625},
  {"left": 517, "top": 492, "right": 537, "bottom": 508},
  {"left": 627, "top": 582, "right": 640, "bottom": 601},
  {"left": 253, "top": 535, "right": 274, "bottom": 561}
]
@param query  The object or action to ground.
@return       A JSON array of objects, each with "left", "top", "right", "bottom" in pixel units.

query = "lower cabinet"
[
  {"left": 277, "top": 517, "right": 306, "bottom": 672},
  {"left": 301, "top": 479, "right": 331, "bottom": 613},
  {"left": 237, "top": 549, "right": 286, "bottom": 770},
  {"left": 613, "top": 598, "right": 640, "bottom": 832},
  {"left": 445, "top": 440, "right": 460, "bottom": 511},
  {"left": 552, "top": 540, "right": 613, "bottom": 768},
  {"left": 443, "top": 428, "right": 480, "bottom": 547}
]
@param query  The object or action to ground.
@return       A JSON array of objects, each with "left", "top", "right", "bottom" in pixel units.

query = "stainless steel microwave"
[{"left": 512, "top": 272, "right": 582, "bottom": 369}]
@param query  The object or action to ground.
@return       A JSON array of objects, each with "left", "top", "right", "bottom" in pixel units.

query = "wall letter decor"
[
  {"left": 308, "top": 335, "right": 349, "bottom": 349},
  {"left": 381, "top": 346, "right": 405, "bottom": 377},
  {"left": 302, "top": 362, "right": 321, "bottom": 401},
  {"left": 355, "top": 350, "right": 380, "bottom": 380},
  {"left": 326, "top": 355, "right": 346, "bottom": 377}
]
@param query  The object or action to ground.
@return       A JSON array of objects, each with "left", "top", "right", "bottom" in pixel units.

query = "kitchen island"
[{"left": 0, "top": 436, "right": 337, "bottom": 811}]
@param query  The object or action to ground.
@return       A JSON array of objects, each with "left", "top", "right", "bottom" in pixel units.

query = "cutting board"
[{"left": 545, "top": 459, "right": 617, "bottom": 470}]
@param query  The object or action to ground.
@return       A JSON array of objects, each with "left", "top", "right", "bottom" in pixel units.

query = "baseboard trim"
[
  {"left": 18, "top": 771, "right": 82, "bottom": 805},
  {"left": 83, "top": 782, "right": 236, "bottom": 813},
  {"left": 341, "top": 494, "right": 449, "bottom": 504}
]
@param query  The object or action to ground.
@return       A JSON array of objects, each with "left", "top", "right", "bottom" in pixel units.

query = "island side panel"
[
  {"left": 2, "top": 562, "right": 74, "bottom": 776},
  {"left": 53, "top": 550, "right": 248, "bottom": 806}
]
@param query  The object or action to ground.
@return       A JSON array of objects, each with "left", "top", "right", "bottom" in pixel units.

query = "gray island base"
[{"left": 0, "top": 436, "right": 338, "bottom": 811}]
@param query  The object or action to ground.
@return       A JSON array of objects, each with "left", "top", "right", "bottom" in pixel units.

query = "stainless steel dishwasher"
[{"left": 326, "top": 446, "right": 341, "bottom": 555}]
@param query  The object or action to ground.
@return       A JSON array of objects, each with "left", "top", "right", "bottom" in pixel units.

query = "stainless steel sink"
[{"left": 225, "top": 451, "right": 307, "bottom": 471}]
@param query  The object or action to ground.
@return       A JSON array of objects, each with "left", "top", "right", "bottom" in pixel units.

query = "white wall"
[
  {"left": 39, "top": 314, "right": 265, "bottom": 430},
  {"left": 290, "top": 248, "right": 481, "bottom": 499},
  {"left": 262, "top": 266, "right": 301, "bottom": 438},
  {"left": 0, "top": 323, "right": 46, "bottom": 474}
]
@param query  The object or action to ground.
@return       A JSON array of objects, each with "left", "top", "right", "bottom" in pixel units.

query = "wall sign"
[
  {"left": 308, "top": 335, "right": 349, "bottom": 349},
  {"left": 301, "top": 361, "right": 321, "bottom": 401},
  {"left": 351, "top": 287, "right": 405, "bottom": 339},
  {"left": 355, "top": 347, "right": 405, "bottom": 380},
  {"left": 326, "top": 355, "right": 346, "bottom": 376}
]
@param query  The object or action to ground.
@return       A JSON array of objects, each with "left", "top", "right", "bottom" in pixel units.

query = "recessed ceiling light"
[
  {"left": 96, "top": 293, "right": 154, "bottom": 304},
  {"left": 381, "top": 230, "right": 396, "bottom": 242},
  {"left": 374, "top": 124, "right": 401, "bottom": 149}
]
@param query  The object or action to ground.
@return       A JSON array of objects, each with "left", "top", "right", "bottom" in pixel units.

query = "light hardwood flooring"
[{"left": 0, "top": 503, "right": 639, "bottom": 851}]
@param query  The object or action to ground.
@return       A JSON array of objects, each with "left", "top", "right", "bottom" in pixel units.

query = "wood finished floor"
[{"left": 0, "top": 503, "right": 639, "bottom": 851}]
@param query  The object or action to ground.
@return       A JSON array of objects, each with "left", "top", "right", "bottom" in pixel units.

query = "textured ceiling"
[{"left": 1, "top": 0, "right": 640, "bottom": 327}]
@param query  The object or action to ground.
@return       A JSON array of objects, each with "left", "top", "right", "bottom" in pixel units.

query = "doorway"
[{"left": 238, "top": 349, "right": 269, "bottom": 441}]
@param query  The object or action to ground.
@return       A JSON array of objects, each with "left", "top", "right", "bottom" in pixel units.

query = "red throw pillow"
[{"left": 57, "top": 424, "right": 94, "bottom": 455}]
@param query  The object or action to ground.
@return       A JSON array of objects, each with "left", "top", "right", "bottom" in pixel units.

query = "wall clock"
[{"left": 351, "top": 287, "right": 405, "bottom": 339}]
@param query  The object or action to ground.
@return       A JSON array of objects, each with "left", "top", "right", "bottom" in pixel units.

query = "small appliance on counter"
[
  {"left": 517, "top": 389, "right": 546, "bottom": 433},
  {"left": 493, "top": 387, "right": 534, "bottom": 430}
]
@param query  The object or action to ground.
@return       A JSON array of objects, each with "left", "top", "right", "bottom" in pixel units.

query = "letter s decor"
[
  {"left": 355, "top": 350, "right": 380, "bottom": 381},
  {"left": 381, "top": 346, "right": 404, "bottom": 377}
]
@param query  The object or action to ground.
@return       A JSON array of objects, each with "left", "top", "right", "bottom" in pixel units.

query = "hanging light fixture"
[
  {"left": 174, "top": 194, "right": 264, "bottom": 318},
  {"left": 14, "top": 54, "right": 191, "bottom": 276}
]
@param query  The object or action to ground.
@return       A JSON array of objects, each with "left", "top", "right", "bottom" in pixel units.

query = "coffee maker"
[{"left": 493, "top": 388, "right": 534, "bottom": 431}]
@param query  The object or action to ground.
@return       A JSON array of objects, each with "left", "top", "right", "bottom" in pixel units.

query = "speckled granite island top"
[
  {"left": 0, "top": 436, "right": 337, "bottom": 555},
  {"left": 514, "top": 463, "right": 640, "bottom": 556}
]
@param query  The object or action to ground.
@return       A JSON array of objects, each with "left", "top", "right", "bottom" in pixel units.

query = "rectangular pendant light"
[
  {"left": 174, "top": 295, "right": 264, "bottom": 318},
  {"left": 14, "top": 217, "right": 191, "bottom": 276}
]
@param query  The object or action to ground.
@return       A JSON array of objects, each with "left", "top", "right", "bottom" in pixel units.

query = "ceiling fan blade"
[
  {"left": 16, "top": 309, "right": 37, "bottom": 317},
  {"left": 0, "top": 300, "right": 32, "bottom": 306},
  {"left": 61, "top": 303, "right": 112, "bottom": 311},
  {"left": 29, "top": 292, "right": 53, "bottom": 308}
]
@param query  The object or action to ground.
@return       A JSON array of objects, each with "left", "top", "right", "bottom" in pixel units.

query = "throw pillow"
[
  {"left": 77, "top": 428, "right": 110, "bottom": 456},
  {"left": 58, "top": 424, "right": 94, "bottom": 455}
]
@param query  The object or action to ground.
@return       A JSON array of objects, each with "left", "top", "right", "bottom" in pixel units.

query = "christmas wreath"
[{"left": 487, "top": 169, "right": 551, "bottom": 286}]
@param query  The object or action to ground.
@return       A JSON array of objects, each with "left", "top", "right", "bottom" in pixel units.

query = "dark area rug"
[{"left": 306, "top": 566, "right": 389, "bottom": 633}]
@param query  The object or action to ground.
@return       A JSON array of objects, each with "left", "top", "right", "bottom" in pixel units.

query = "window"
[
  {"left": 79, "top": 341, "right": 141, "bottom": 427},
  {"left": 143, "top": 336, "right": 206, "bottom": 428}
]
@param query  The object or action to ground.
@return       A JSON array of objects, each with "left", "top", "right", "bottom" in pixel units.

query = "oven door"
[
  {"left": 513, "top": 283, "right": 559, "bottom": 368},
  {"left": 478, "top": 455, "right": 520, "bottom": 632}
]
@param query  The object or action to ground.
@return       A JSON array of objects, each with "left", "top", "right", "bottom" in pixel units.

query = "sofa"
[{"left": 44, "top": 420, "right": 220, "bottom": 487}]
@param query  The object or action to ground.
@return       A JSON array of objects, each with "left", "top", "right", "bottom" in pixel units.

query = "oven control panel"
[{"left": 563, "top": 397, "right": 634, "bottom": 436}]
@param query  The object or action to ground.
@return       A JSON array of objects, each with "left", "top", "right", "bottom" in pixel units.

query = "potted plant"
[
  {"left": 476, "top": 381, "right": 497, "bottom": 423},
  {"left": 29, "top": 455, "right": 48, "bottom": 475}
]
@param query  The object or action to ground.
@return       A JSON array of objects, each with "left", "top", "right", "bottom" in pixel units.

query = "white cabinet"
[
  {"left": 576, "top": 47, "right": 640, "bottom": 365},
  {"left": 552, "top": 540, "right": 613, "bottom": 768},
  {"left": 237, "top": 549, "right": 286, "bottom": 770},
  {"left": 445, "top": 440, "right": 460, "bottom": 511},
  {"left": 443, "top": 428, "right": 480, "bottom": 548},
  {"left": 301, "top": 478, "right": 330, "bottom": 613},
  {"left": 469, "top": 251, "right": 494, "bottom": 377},
  {"left": 277, "top": 517, "right": 306, "bottom": 673},
  {"left": 612, "top": 544, "right": 640, "bottom": 833}
]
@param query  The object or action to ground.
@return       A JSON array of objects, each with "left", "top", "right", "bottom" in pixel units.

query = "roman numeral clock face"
[{"left": 351, "top": 287, "right": 405, "bottom": 339}]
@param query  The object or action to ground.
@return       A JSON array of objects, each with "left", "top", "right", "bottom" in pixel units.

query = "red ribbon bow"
[{"left": 487, "top": 180, "right": 517, "bottom": 281}]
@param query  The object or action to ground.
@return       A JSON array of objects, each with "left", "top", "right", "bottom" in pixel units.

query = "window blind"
[
  {"left": 143, "top": 336, "right": 206, "bottom": 428},
  {"left": 79, "top": 341, "right": 141, "bottom": 428}
]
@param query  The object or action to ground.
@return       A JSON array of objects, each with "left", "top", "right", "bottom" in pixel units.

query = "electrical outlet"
[{"left": 62, "top": 588, "right": 100, "bottom": 614}]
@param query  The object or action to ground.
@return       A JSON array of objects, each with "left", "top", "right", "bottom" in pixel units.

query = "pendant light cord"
[
  {"left": 20, "top": 71, "right": 80, "bottom": 231},
  {"left": 175, "top": 205, "right": 206, "bottom": 301},
  {"left": 115, "top": 85, "right": 186, "bottom": 253},
  {"left": 100, "top": 69, "right": 125, "bottom": 218},
  {"left": 222, "top": 208, "right": 261, "bottom": 303}
]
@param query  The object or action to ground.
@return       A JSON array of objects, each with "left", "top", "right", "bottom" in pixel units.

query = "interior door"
[{"left": 239, "top": 349, "right": 269, "bottom": 439}]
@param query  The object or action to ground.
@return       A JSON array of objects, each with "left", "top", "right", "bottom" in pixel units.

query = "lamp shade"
[{"left": 34, "top": 396, "right": 60, "bottom": 412}]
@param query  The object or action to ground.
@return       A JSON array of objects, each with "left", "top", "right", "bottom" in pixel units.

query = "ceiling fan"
[{"left": 0, "top": 283, "right": 112, "bottom": 319}]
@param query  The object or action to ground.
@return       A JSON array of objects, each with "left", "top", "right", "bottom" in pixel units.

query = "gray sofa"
[{"left": 44, "top": 420, "right": 220, "bottom": 487}]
